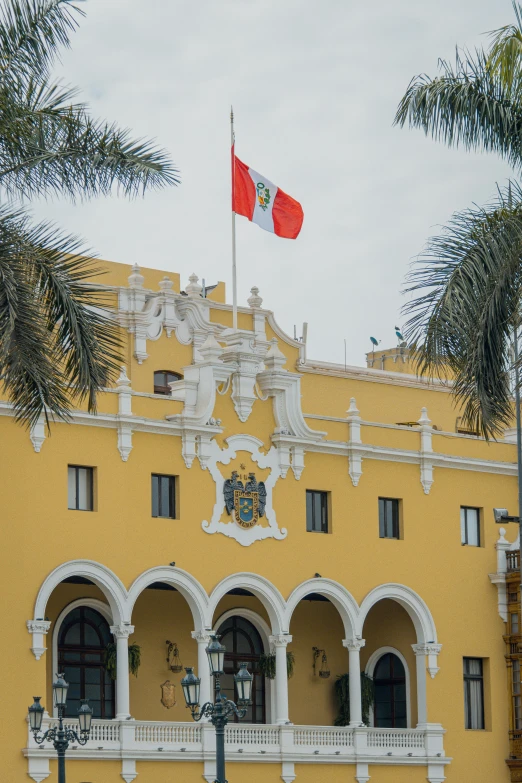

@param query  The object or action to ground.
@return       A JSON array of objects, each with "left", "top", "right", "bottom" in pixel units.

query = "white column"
[
  {"left": 270, "top": 634, "right": 292, "bottom": 725},
  {"left": 192, "top": 630, "right": 213, "bottom": 708},
  {"left": 110, "top": 624, "right": 134, "bottom": 720},
  {"left": 343, "top": 638, "right": 366, "bottom": 727}
]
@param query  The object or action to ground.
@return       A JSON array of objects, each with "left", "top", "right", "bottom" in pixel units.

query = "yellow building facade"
[{"left": 4, "top": 260, "right": 522, "bottom": 782}]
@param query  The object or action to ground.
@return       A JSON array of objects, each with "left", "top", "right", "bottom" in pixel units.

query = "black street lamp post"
[
  {"left": 181, "top": 634, "right": 253, "bottom": 783},
  {"left": 28, "top": 673, "right": 93, "bottom": 783}
]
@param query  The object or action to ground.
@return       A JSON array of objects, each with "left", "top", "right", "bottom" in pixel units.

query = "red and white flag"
[{"left": 232, "top": 152, "right": 304, "bottom": 239}]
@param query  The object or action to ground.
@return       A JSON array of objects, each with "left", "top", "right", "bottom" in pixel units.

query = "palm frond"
[
  {"left": 394, "top": 49, "right": 522, "bottom": 170},
  {"left": 487, "top": 1, "right": 522, "bottom": 93},
  {"left": 0, "top": 80, "right": 179, "bottom": 199},
  {"left": 403, "top": 182, "right": 522, "bottom": 439},
  {"left": 0, "top": 205, "right": 123, "bottom": 427},
  {"left": 0, "top": 0, "right": 83, "bottom": 87}
]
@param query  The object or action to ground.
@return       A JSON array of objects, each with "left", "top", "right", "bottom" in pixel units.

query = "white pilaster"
[
  {"left": 411, "top": 643, "right": 442, "bottom": 725},
  {"left": 116, "top": 366, "right": 133, "bottom": 461},
  {"left": 343, "top": 638, "right": 366, "bottom": 726},
  {"left": 418, "top": 407, "right": 434, "bottom": 494},
  {"left": 270, "top": 634, "right": 292, "bottom": 725},
  {"left": 489, "top": 527, "right": 510, "bottom": 621},
  {"left": 110, "top": 624, "right": 134, "bottom": 719},
  {"left": 192, "top": 630, "right": 213, "bottom": 709},
  {"left": 347, "top": 398, "right": 363, "bottom": 487}
]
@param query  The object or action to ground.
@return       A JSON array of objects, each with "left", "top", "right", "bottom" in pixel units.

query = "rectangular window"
[
  {"left": 306, "top": 490, "right": 328, "bottom": 533},
  {"left": 379, "top": 498, "right": 400, "bottom": 539},
  {"left": 68, "top": 466, "right": 94, "bottom": 511},
  {"left": 152, "top": 474, "right": 176, "bottom": 519},
  {"left": 514, "top": 660, "right": 522, "bottom": 730},
  {"left": 461, "top": 507, "right": 481, "bottom": 546},
  {"left": 463, "top": 657, "right": 485, "bottom": 730},
  {"left": 512, "top": 613, "right": 520, "bottom": 635}
]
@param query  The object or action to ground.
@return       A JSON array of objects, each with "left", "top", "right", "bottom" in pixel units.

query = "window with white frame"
[{"left": 460, "top": 506, "right": 480, "bottom": 546}]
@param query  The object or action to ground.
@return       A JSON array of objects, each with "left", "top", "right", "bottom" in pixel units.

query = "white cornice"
[
  {"left": 298, "top": 360, "right": 453, "bottom": 392},
  {"left": 0, "top": 403, "right": 514, "bottom": 477}
]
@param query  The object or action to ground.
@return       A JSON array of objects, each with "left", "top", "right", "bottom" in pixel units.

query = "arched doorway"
[
  {"left": 217, "top": 615, "right": 266, "bottom": 723},
  {"left": 58, "top": 606, "right": 115, "bottom": 719},
  {"left": 373, "top": 652, "right": 407, "bottom": 728}
]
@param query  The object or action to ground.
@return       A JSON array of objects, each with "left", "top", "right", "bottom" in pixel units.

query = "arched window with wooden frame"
[
  {"left": 154, "top": 370, "right": 183, "bottom": 395},
  {"left": 217, "top": 616, "right": 266, "bottom": 724},
  {"left": 373, "top": 652, "right": 407, "bottom": 728},
  {"left": 58, "top": 606, "right": 114, "bottom": 719}
]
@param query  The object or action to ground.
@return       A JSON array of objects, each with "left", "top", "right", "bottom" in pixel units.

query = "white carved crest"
[{"left": 202, "top": 434, "right": 287, "bottom": 547}]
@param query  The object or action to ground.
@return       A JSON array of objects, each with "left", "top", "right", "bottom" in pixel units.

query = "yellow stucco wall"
[{"left": 4, "top": 258, "right": 519, "bottom": 782}]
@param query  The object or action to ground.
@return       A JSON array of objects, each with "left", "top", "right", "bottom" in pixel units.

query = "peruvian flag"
[{"left": 232, "top": 151, "right": 304, "bottom": 239}]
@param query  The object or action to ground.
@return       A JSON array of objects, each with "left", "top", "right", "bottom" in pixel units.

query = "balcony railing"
[
  {"left": 25, "top": 718, "right": 447, "bottom": 763},
  {"left": 507, "top": 550, "right": 520, "bottom": 573}
]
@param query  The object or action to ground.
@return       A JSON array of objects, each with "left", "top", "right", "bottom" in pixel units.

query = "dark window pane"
[
  {"left": 59, "top": 607, "right": 114, "bottom": 718},
  {"left": 84, "top": 624, "right": 99, "bottom": 646},
  {"left": 63, "top": 624, "right": 81, "bottom": 645},
  {"left": 62, "top": 652, "right": 81, "bottom": 662},
  {"left": 374, "top": 653, "right": 407, "bottom": 728},
  {"left": 463, "top": 657, "right": 485, "bottom": 730},
  {"left": 375, "top": 654, "right": 391, "bottom": 679},
  {"left": 160, "top": 477, "right": 170, "bottom": 516},
  {"left": 306, "top": 490, "right": 328, "bottom": 533},
  {"left": 152, "top": 474, "right": 176, "bottom": 518},
  {"left": 379, "top": 498, "right": 399, "bottom": 539},
  {"left": 216, "top": 616, "right": 265, "bottom": 723}
]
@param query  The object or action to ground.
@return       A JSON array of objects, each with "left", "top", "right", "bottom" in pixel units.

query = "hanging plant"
[
  {"left": 334, "top": 672, "right": 374, "bottom": 726},
  {"left": 258, "top": 651, "right": 295, "bottom": 680},
  {"left": 259, "top": 653, "right": 276, "bottom": 679},
  {"left": 286, "top": 650, "right": 295, "bottom": 679},
  {"left": 104, "top": 642, "right": 142, "bottom": 681}
]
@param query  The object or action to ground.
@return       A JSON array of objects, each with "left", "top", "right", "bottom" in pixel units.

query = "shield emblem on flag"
[
  {"left": 160, "top": 680, "right": 176, "bottom": 709},
  {"left": 233, "top": 490, "right": 259, "bottom": 529}
]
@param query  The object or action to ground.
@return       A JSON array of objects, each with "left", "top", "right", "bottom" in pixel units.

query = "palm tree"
[
  {"left": 394, "top": 2, "right": 522, "bottom": 440},
  {"left": 0, "top": 0, "right": 178, "bottom": 427}
]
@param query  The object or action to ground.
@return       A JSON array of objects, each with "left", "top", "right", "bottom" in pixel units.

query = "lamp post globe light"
[
  {"left": 28, "top": 673, "right": 92, "bottom": 783},
  {"left": 181, "top": 634, "right": 253, "bottom": 783}
]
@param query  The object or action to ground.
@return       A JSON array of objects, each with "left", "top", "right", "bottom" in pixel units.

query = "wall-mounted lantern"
[
  {"left": 312, "top": 647, "right": 330, "bottom": 679},
  {"left": 166, "top": 640, "right": 183, "bottom": 673}
]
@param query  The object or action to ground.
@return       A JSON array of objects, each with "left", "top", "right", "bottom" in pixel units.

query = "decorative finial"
[
  {"left": 128, "top": 263, "right": 144, "bottom": 288},
  {"left": 186, "top": 273, "right": 202, "bottom": 298},
  {"left": 418, "top": 407, "right": 431, "bottom": 426},
  {"left": 347, "top": 397, "right": 359, "bottom": 416},
  {"left": 159, "top": 276, "right": 174, "bottom": 291},
  {"left": 117, "top": 366, "right": 131, "bottom": 388},
  {"left": 247, "top": 286, "right": 263, "bottom": 308}
]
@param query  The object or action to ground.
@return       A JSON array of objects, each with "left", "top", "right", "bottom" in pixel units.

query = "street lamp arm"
[
  {"left": 223, "top": 699, "right": 248, "bottom": 721},
  {"left": 190, "top": 701, "right": 216, "bottom": 722}
]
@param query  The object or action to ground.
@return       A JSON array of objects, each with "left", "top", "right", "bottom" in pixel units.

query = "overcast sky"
[{"left": 33, "top": 0, "right": 514, "bottom": 366}]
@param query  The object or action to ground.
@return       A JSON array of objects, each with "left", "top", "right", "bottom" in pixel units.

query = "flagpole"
[{"left": 231, "top": 106, "right": 238, "bottom": 331}]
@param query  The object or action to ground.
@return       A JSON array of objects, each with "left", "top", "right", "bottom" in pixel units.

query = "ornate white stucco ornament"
[{"left": 202, "top": 434, "right": 287, "bottom": 546}]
